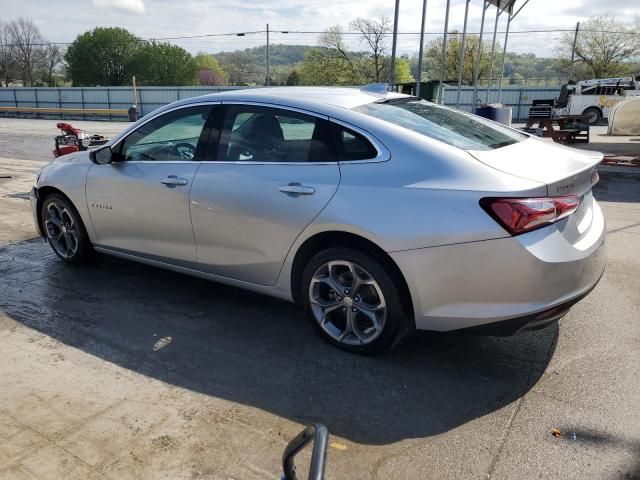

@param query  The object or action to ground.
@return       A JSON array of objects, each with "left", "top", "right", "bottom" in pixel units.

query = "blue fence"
[{"left": 0, "top": 86, "right": 247, "bottom": 120}]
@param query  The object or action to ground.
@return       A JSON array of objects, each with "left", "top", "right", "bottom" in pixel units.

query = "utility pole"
[
  {"left": 266, "top": 23, "right": 270, "bottom": 86},
  {"left": 416, "top": 0, "right": 427, "bottom": 98},
  {"left": 389, "top": 0, "right": 400, "bottom": 90},
  {"left": 568, "top": 22, "right": 580, "bottom": 81},
  {"left": 471, "top": 0, "right": 489, "bottom": 107}
]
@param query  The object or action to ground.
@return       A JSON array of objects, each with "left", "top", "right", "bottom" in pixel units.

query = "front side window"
[
  {"left": 117, "top": 105, "right": 212, "bottom": 161},
  {"left": 219, "top": 105, "right": 336, "bottom": 163},
  {"left": 353, "top": 99, "right": 526, "bottom": 151}
]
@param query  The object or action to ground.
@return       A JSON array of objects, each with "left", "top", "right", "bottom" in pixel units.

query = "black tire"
[
  {"left": 582, "top": 107, "right": 602, "bottom": 125},
  {"left": 40, "top": 193, "right": 92, "bottom": 265},
  {"left": 301, "top": 247, "right": 411, "bottom": 355}
]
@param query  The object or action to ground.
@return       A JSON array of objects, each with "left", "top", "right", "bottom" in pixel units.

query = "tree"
[
  {"left": 65, "top": 27, "right": 141, "bottom": 86},
  {"left": 350, "top": 16, "right": 391, "bottom": 82},
  {"left": 0, "top": 22, "right": 18, "bottom": 87},
  {"left": 286, "top": 70, "right": 300, "bottom": 86},
  {"left": 394, "top": 57, "right": 414, "bottom": 84},
  {"left": 558, "top": 16, "right": 640, "bottom": 79},
  {"left": 195, "top": 53, "right": 227, "bottom": 85},
  {"left": 319, "top": 25, "right": 360, "bottom": 80},
  {"left": 6, "top": 18, "right": 45, "bottom": 86},
  {"left": 299, "top": 47, "right": 362, "bottom": 86},
  {"left": 221, "top": 51, "right": 252, "bottom": 85},
  {"left": 132, "top": 42, "right": 198, "bottom": 85},
  {"left": 424, "top": 33, "right": 498, "bottom": 85},
  {"left": 42, "top": 44, "right": 63, "bottom": 86}
]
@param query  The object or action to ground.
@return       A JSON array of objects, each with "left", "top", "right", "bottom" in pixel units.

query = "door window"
[
  {"left": 218, "top": 105, "right": 336, "bottom": 163},
  {"left": 117, "top": 105, "right": 212, "bottom": 161}
]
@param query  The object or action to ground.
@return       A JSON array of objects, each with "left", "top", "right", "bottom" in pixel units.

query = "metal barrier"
[
  {"left": 0, "top": 86, "right": 248, "bottom": 120},
  {"left": 0, "top": 106, "right": 129, "bottom": 118}
]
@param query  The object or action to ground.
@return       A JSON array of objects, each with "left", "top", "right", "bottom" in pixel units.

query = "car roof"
[{"left": 179, "top": 86, "right": 410, "bottom": 113}]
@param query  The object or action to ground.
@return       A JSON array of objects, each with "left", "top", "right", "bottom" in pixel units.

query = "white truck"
[{"left": 553, "top": 76, "right": 640, "bottom": 125}]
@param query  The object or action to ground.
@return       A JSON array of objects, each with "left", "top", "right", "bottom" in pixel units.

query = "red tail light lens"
[{"left": 480, "top": 195, "right": 580, "bottom": 235}]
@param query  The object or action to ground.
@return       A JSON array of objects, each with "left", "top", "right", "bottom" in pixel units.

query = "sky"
[{"left": 1, "top": 0, "right": 639, "bottom": 58}]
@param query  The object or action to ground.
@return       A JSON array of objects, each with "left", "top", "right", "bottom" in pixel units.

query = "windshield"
[{"left": 353, "top": 99, "right": 526, "bottom": 151}]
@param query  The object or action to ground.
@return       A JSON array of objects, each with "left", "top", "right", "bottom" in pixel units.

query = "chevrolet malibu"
[{"left": 31, "top": 86, "right": 606, "bottom": 354}]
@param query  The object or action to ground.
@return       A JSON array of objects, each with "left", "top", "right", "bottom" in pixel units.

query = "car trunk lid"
[{"left": 468, "top": 137, "right": 602, "bottom": 198}]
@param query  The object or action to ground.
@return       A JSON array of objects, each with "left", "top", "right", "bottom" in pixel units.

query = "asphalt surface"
[{"left": 0, "top": 118, "right": 639, "bottom": 479}]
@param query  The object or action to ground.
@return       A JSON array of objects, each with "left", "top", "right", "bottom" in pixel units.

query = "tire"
[
  {"left": 582, "top": 107, "right": 601, "bottom": 126},
  {"left": 40, "top": 193, "right": 92, "bottom": 265},
  {"left": 301, "top": 247, "right": 411, "bottom": 355}
]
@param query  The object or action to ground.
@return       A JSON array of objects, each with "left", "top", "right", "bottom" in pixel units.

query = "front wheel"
[
  {"left": 41, "top": 193, "right": 92, "bottom": 265},
  {"left": 301, "top": 248, "right": 411, "bottom": 355}
]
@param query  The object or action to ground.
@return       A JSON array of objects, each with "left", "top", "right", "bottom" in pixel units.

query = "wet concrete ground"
[{"left": 0, "top": 118, "right": 639, "bottom": 479}]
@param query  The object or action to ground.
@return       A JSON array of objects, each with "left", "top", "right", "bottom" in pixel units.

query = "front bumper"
[
  {"left": 390, "top": 200, "right": 606, "bottom": 332},
  {"left": 30, "top": 186, "right": 43, "bottom": 237}
]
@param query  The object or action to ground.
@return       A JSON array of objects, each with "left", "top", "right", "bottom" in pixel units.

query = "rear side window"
[
  {"left": 353, "top": 100, "right": 526, "bottom": 151},
  {"left": 332, "top": 124, "right": 378, "bottom": 161},
  {"left": 218, "top": 105, "right": 336, "bottom": 163}
]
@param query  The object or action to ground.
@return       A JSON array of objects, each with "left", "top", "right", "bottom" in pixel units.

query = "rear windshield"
[{"left": 353, "top": 99, "right": 526, "bottom": 151}]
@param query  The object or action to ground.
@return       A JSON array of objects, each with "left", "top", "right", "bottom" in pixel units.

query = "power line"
[{"left": 2, "top": 28, "right": 639, "bottom": 48}]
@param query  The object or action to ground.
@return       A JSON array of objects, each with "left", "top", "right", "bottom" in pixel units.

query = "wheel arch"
[
  {"left": 36, "top": 186, "right": 76, "bottom": 237},
  {"left": 290, "top": 230, "right": 414, "bottom": 319}
]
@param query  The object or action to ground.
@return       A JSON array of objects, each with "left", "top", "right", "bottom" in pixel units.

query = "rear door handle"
[
  {"left": 161, "top": 175, "right": 188, "bottom": 187},
  {"left": 279, "top": 184, "right": 315, "bottom": 196}
]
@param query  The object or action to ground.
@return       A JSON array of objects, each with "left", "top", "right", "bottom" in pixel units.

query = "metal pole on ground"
[
  {"left": 497, "top": 0, "right": 529, "bottom": 102},
  {"left": 455, "top": 0, "right": 471, "bottom": 108},
  {"left": 568, "top": 22, "right": 580, "bottom": 81},
  {"left": 389, "top": 0, "right": 401, "bottom": 90},
  {"left": 437, "top": 0, "right": 451, "bottom": 104},
  {"left": 472, "top": 0, "right": 489, "bottom": 107},
  {"left": 416, "top": 0, "right": 428, "bottom": 98},
  {"left": 266, "top": 24, "right": 270, "bottom": 86},
  {"left": 485, "top": 5, "right": 502, "bottom": 103},
  {"left": 496, "top": 12, "right": 511, "bottom": 102}
]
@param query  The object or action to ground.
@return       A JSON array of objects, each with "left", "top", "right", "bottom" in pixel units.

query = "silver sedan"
[{"left": 31, "top": 86, "right": 606, "bottom": 354}]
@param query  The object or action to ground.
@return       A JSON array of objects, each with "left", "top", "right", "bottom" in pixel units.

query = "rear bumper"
[{"left": 390, "top": 200, "right": 606, "bottom": 332}]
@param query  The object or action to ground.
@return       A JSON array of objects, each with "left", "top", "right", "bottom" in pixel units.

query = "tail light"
[{"left": 480, "top": 195, "right": 580, "bottom": 236}]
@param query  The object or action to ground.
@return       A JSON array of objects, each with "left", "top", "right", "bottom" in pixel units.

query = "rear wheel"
[
  {"left": 582, "top": 107, "right": 601, "bottom": 125},
  {"left": 301, "top": 248, "right": 410, "bottom": 355},
  {"left": 41, "top": 193, "right": 92, "bottom": 265}
]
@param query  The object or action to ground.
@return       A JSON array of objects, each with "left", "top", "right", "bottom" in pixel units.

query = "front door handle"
[
  {"left": 161, "top": 175, "right": 188, "bottom": 187},
  {"left": 279, "top": 183, "right": 315, "bottom": 196}
]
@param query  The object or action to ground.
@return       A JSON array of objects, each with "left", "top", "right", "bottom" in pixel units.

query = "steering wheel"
[{"left": 173, "top": 142, "right": 197, "bottom": 161}]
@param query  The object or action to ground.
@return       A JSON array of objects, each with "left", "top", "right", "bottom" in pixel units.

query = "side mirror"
[
  {"left": 91, "top": 146, "right": 113, "bottom": 165},
  {"left": 281, "top": 424, "right": 328, "bottom": 480}
]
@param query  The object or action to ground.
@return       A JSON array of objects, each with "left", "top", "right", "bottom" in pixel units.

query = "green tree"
[
  {"left": 132, "top": 42, "right": 197, "bottom": 86},
  {"left": 286, "top": 69, "right": 300, "bottom": 86},
  {"left": 299, "top": 47, "right": 362, "bottom": 86},
  {"left": 557, "top": 16, "right": 640, "bottom": 79},
  {"left": 65, "top": 27, "right": 140, "bottom": 86},
  {"left": 394, "top": 57, "right": 414, "bottom": 83}
]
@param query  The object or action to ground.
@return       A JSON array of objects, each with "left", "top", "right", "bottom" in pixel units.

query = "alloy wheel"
[
  {"left": 44, "top": 200, "right": 79, "bottom": 259},
  {"left": 308, "top": 260, "right": 387, "bottom": 346}
]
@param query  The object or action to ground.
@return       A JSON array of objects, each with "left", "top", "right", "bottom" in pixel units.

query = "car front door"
[
  {"left": 190, "top": 103, "right": 341, "bottom": 285},
  {"left": 86, "top": 104, "right": 216, "bottom": 263}
]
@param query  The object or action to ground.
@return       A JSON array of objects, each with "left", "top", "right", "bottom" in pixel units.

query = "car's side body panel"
[
  {"left": 86, "top": 161, "right": 200, "bottom": 263},
  {"left": 191, "top": 162, "right": 340, "bottom": 285}
]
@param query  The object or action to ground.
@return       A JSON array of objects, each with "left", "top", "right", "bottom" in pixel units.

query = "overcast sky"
[{"left": 2, "top": 0, "right": 639, "bottom": 57}]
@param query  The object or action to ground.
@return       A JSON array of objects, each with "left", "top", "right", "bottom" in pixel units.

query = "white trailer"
[{"left": 553, "top": 76, "right": 640, "bottom": 125}]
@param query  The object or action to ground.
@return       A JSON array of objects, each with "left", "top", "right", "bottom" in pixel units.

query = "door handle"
[
  {"left": 279, "top": 184, "right": 315, "bottom": 196},
  {"left": 161, "top": 175, "right": 188, "bottom": 187}
]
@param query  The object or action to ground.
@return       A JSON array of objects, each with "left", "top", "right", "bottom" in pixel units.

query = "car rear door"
[
  {"left": 86, "top": 104, "right": 216, "bottom": 263},
  {"left": 189, "top": 103, "right": 340, "bottom": 285}
]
